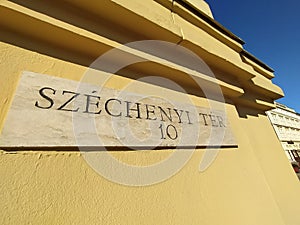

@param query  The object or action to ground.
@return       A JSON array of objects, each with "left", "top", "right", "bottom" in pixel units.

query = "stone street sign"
[{"left": 0, "top": 72, "right": 236, "bottom": 148}]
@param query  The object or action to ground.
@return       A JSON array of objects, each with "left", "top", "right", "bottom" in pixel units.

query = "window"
[
  {"left": 296, "top": 120, "right": 300, "bottom": 129},
  {"left": 271, "top": 113, "right": 277, "bottom": 122},
  {"left": 285, "top": 117, "right": 290, "bottom": 125},
  {"left": 279, "top": 115, "right": 284, "bottom": 124}
]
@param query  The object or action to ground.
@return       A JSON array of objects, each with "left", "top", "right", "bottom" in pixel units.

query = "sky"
[{"left": 205, "top": 0, "right": 300, "bottom": 112}]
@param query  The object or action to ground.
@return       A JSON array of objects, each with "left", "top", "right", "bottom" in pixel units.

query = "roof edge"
[{"left": 175, "top": 0, "right": 245, "bottom": 45}]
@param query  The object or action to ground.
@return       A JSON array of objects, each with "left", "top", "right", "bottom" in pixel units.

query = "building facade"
[
  {"left": 267, "top": 102, "right": 300, "bottom": 162},
  {"left": 1, "top": 1, "right": 300, "bottom": 225}
]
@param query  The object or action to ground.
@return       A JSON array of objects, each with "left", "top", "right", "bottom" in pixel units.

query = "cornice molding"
[{"left": 0, "top": 0, "right": 284, "bottom": 110}]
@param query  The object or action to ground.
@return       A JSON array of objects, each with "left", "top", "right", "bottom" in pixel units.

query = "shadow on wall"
[{"left": 1, "top": 1, "right": 271, "bottom": 119}]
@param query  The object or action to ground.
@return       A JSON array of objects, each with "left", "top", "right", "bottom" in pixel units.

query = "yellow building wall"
[{"left": 1, "top": 1, "right": 300, "bottom": 225}]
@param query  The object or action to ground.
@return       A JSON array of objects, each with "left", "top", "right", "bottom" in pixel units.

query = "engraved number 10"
[{"left": 159, "top": 124, "right": 178, "bottom": 140}]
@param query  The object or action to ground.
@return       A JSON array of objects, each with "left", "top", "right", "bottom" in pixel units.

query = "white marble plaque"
[{"left": 0, "top": 72, "right": 237, "bottom": 148}]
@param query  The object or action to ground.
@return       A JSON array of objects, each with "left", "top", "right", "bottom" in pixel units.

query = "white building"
[{"left": 267, "top": 102, "right": 300, "bottom": 162}]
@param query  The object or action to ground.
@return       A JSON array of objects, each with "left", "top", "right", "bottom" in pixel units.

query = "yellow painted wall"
[{"left": 1, "top": 1, "right": 300, "bottom": 225}]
